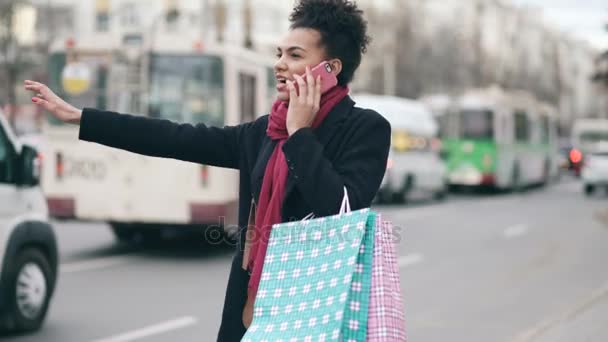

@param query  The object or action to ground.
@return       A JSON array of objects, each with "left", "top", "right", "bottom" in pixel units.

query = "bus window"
[
  {"left": 239, "top": 72, "right": 257, "bottom": 123},
  {"left": 148, "top": 54, "right": 224, "bottom": 127},
  {"left": 515, "top": 111, "right": 529, "bottom": 142},
  {"left": 459, "top": 110, "right": 494, "bottom": 140}
]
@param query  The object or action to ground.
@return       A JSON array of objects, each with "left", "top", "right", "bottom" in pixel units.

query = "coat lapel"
[{"left": 283, "top": 96, "right": 355, "bottom": 202}]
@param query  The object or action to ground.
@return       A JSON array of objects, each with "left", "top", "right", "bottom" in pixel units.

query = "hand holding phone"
[{"left": 300, "top": 61, "right": 338, "bottom": 95}]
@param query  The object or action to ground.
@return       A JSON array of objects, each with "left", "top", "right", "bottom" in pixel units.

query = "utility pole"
[
  {"left": 214, "top": 0, "right": 227, "bottom": 43},
  {"left": 200, "top": 0, "right": 209, "bottom": 38},
  {"left": 591, "top": 23, "right": 608, "bottom": 118},
  {"left": 473, "top": 0, "right": 486, "bottom": 88},
  {"left": 243, "top": 0, "right": 253, "bottom": 49}
]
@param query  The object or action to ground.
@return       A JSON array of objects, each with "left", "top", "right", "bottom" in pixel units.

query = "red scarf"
[{"left": 247, "top": 85, "right": 349, "bottom": 301}]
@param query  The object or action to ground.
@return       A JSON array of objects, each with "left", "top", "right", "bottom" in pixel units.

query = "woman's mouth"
[{"left": 276, "top": 77, "right": 289, "bottom": 92}]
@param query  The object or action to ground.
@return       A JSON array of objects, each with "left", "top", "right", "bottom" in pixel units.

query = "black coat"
[{"left": 79, "top": 95, "right": 391, "bottom": 341}]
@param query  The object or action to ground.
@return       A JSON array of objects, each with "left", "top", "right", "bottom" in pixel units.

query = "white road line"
[
  {"left": 512, "top": 281, "right": 608, "bottom": 342},
  {"left": 61, "top": 255, "right": 134, "bottom": 274},
  {"left": 398, "top": 253, "right": 424, "bottom": 268},
  {"left": 503, "top": 224, "right": 529, "bottom": 239},
  {"left": 91, "top": 316, "right": 198, "bottom": 342}
]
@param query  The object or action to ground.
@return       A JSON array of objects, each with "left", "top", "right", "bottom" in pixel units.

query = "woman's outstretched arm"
[{"left": 25, "top": 80, "right": 247, "bottom": 169}]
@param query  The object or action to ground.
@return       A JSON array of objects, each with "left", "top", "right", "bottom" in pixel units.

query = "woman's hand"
[
  {"left": 286, "top": 66, "right": 322, "bottom": 136},
  {"left": 24, "top": 80, "right": 82, "bottom": 124}
]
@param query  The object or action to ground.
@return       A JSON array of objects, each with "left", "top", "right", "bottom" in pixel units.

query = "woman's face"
[{"left": 274, "top": 28, "right": 327, "bottom": 102}]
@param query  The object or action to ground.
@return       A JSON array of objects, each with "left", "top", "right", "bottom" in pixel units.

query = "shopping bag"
[
  {"left": 241, "top": 191, "right": 376, "bottom": 341},
  {"left": 366, "top": 215, "right": 407, "bottom": 341}
]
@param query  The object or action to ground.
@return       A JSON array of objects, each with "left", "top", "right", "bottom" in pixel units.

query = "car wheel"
[
  {"left": 0, "top": 248, "right": 54, "bottom": 333},
  {"left": 585, "top": 184, "right": 595, "bottom": 196},
  {"left": 434, "top": 189, "right": 447, "bottom": 201},
  {"left": 392, "top": 191, "right": 406, "bottom": 204}
]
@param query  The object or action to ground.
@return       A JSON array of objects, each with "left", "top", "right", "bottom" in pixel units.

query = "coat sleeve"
[
  {"left": 281, "top": 111, "right": 391, "bottom": 217},
  {"left": 79, "top": 108, "right": 253, "bottom": 169}
]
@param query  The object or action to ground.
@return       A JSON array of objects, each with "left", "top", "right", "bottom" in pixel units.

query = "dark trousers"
[{"left": 216, "top": 254, "right": 249, "bottom": 341}]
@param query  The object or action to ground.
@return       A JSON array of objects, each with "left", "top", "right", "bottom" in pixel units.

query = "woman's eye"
[
  {"left": 276, "top": 53, "right": 282, "bottom": 58},
  {"left": 291, "top": 54, "right": 301, "bottom": 58}
]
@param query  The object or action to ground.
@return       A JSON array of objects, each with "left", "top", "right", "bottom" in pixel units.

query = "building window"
[
  {"left": 121, "top": 3, "right": 140, "bottom": 28},
  {"left": 95, "top": 0, "right": 110, "bottom": 32}
]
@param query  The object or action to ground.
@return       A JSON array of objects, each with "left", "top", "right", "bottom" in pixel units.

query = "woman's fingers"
[
  {"left": 313, "top": 75, "right": 321, "bottom": 111},
  {"left": 24, "top": 84, "right": 41, "bottom": 92},
  {"left": 31, "top": 96, "right": 51, "bottom": 109},
  {"left": 305, "top": 66, "right": 315, "bottom": 104},
  {"left": 294, "top": 74, "right": 307, "bottom": 103},
  {"left": 287, "top": 80, "right": 297, "bottom": 101}
]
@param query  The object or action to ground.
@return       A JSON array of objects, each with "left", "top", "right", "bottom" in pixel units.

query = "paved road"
[{"left": 4, "top": 178, "right": 608, "bottom": 342}]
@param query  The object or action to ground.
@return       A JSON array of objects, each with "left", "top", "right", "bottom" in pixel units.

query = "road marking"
[
  {"left": 91, "top": 316, "right": 198, "bottom": 342},
  {"left": 398, "top": 253, "right": 424, "bottom": 268},
  {"left": 503, "top": 224, "right": 529, "bottom": 239},
  {"left": 512, "top": 281, "right": 608, "bottom": 342},
  {"left": 61, "top": 255, "right": 134, "bottom": 274}
]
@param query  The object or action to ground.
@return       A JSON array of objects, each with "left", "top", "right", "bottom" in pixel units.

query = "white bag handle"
[
  {"left": 302, "top": 186, "right": 351, "bottom": 221},
  {"left": 339, "top": 186, "right": 351, "bottom": 215}
]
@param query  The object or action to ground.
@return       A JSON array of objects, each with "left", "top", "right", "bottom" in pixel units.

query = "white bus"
[
  {"left": 442, "top": 86, "right": 559, "bottom": 190},
  {"left": 41, "top": 39, "right": 275, "bottom": 243}
]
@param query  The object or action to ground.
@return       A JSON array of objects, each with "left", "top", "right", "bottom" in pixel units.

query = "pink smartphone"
[{"left": 298, "top": 61, "right": 338, "bottom": 95}]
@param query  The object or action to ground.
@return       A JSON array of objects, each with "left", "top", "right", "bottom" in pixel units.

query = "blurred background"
[{"left": 0, "top": 0, "right": 607, "bottom": 341}]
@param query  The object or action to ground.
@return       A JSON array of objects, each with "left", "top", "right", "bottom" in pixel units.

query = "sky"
[{"left": 512, "top": 0, "right": 607, "bottom": 50}]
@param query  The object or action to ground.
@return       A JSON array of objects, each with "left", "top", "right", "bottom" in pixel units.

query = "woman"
[{"left": 25, "top": 0, "right": 391, "bottom": 340}]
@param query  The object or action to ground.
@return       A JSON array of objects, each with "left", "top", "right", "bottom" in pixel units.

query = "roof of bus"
[
  {"left": 573, "top": 119, "right": 608, "bottom": 133},
  {"left": 456, "top": 86, "right": 554, "bottom": 118},
  {"left": 49, "top": 42, "right": 276, "bottom": 67},
  {"left": 352, "top": 94, "right": 438, "bottom": 136}
]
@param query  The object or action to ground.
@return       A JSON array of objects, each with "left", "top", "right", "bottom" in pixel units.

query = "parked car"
[
  {"left": 353, "top": 94, "right": 447, "bottom": 203},
  {"left": 582, "top": 150, "right": 608, "bottom": 196},
  {"left": 571, "top": 119, "right": 608, "bottom": 178},
  {"left": 0, "top": 111, "right": 58, "bottom": 333}
]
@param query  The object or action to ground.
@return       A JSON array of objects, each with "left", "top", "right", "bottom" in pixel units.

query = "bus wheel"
[
  {"left": 434, "top": 183, "right": 448, "bottom": 201},
  {"left": 511, "top": 166, "right": 523, "bottom": 193},
  {"left": 110, "top": 223, "right": 163, "bottom": 244},
  {"left": 110, "top": 223, "right": 137, "bottom": 243},
  {"left": 585, "top": 184, "right": 595, "bottom": 196},
  {"left": 542, "top": 160, "right": 551, "bottom": 186}
]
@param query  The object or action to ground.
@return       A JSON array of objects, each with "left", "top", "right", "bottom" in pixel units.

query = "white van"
[
  {"left": 353, "top": 94, "right": 447, "bottom": 203},
  {"left": 0, "top": 111, "right": 57, "bottom": 333},
  {"left": 572, "top": 119, "right": 608, "bottom": 195}
]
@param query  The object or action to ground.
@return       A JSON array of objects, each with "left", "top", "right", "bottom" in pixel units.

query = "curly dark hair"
[{"left": 289, "top": 0, "right": 371, "bottom": 86}]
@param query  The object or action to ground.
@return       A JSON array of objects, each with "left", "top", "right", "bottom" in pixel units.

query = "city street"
[{"left": 4, "top": 177, "right": 608, "bottom": 342}]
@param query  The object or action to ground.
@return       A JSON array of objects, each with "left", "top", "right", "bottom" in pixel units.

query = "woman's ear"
[{"left": 329, "top": 59, "right": 342, "bottom": 76}]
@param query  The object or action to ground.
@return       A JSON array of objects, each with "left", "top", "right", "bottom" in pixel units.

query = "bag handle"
[
  {"left": 339, "top": 186, "right": 351, "bottom": 215},
  {"left": 302, "top": 186, "right": 350, "bottom": 221}
]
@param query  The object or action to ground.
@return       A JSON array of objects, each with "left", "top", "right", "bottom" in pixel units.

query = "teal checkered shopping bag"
[{"left": 241, "top": 203, "right": 376, "bottom": 342}]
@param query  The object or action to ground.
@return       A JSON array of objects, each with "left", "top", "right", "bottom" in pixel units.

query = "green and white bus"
[{"left": 442, "top": 86, "right": 559, "bottom": 190}]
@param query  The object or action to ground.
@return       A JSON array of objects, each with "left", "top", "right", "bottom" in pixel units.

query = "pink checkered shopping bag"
[{"left": 366, "top": 215, "right": 407, "bottom": 341}]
